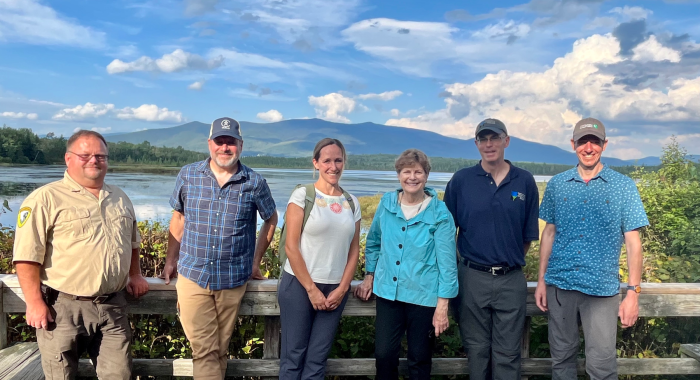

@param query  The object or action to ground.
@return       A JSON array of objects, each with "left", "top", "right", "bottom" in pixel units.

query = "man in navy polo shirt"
[
  {"left": 444, "top": 118, "right": 539, "bottom": 380},
  {"left": 535, "top": 118, "right": 648, "bottom": 380}
]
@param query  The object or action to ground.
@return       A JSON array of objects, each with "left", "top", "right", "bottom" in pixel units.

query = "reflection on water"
[{"left": 0, "top": 165, "right": 551, "bottom": 227}]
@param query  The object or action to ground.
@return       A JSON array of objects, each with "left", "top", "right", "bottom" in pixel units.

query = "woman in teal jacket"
[{"left": 354, "top": 149, "right": 458, "bottom": 380}]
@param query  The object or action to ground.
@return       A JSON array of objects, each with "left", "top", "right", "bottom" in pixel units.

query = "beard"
[
  {"left": 212, "top": 152, "right": 239, "bottom": 169},
  {"left": 82, "top": 165, "right": 105, "bottom": 180}
]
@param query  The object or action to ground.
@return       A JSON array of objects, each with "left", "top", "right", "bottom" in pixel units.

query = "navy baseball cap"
[
  {"left": 475, "top": 118, "right": 508, "bottom": 137},
  {"left": 209, "top": 117, "right": 243, "bottom": 140}
]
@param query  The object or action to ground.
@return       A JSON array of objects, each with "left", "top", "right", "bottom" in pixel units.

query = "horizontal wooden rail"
[{"left": 2, "top": 275, "right": 700, "bottom": 316}]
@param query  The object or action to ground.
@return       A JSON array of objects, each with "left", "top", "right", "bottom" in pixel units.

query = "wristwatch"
[
  {"left": 365, "top": 271, "right": 375, "bottom": 277},
  {"left": 627, "top": 285, "right": 642, "bottom": 294}
]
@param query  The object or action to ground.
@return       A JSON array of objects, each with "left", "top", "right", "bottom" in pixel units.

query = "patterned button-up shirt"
[
  {"left": 170, "top": 159, "right": 276, "bottom": 290},
  {"left": 539, "top": 165, "right": 649, "bottom": 296}
]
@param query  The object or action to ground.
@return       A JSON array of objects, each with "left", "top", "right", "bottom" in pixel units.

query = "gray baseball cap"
[
  {"left": 573, "top": 117, "right": 605, "bottom": 141},
  {"left": 209, "top": 117, "right": 243, "bottom": 140},
  {"left": 475, "top": 118, "right": 508, "bottom": 137}
]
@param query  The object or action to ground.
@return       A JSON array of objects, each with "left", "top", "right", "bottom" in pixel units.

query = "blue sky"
[{"left": 1, "top": 0, "right": 700, "bottom": 159}]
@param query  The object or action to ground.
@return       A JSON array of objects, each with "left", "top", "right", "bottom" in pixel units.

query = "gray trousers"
[
  {"left": 547, "top": 286, "right": 619, "bottom": 380},
  {"left": 278, "top": 273, "right": 348, "bottom": 380},
  {"left": 37, "top": 289, "right": 132, "bottom": 380},
  {"left": 457, "top": 264, "right": 527, "bottom": 380}
]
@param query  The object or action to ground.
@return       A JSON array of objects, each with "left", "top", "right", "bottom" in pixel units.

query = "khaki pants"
[
  {"left": 176, "top": 276, "right": 247, "bottom": 380},
  {"left": 37, "top": 290, "right": 132, "bottom": 380}
]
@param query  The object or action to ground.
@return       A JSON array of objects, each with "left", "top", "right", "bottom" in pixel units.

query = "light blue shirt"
[
  {"left": 539, "top": 165, "right": 649, "bottom": 296},
  {"left": 365, "top": 188, "right": 458, "bottom": 307}
]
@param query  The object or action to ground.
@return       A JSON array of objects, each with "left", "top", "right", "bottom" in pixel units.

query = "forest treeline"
[{"left": 1, "top": 125, "right": 662, "bottom": 175}]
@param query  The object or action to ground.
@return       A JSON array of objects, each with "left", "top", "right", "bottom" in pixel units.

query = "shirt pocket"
[
  {"left": 109, "top": 207, "right": 134, "bottom": 242},
  {"left": 235, "top": 193, "right": 256, "bottom": 221},
  {"left": 56, "top": 207, "right": 93, "bottom": 240}
]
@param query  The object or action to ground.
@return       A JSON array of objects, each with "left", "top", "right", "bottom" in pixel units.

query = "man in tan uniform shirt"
[{"left": 12, "top": 130, "right": 149, "bottom": 379}]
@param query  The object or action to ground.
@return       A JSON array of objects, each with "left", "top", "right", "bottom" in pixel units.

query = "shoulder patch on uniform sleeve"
[{"left": 18, "top": 207, "right": 31, "bottom": 228}]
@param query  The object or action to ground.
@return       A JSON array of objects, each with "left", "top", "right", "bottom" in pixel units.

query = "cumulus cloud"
[
  {"left": 107, "top": 49, "right": 224, "bottom": 74},
  {"left": 386, "top": 34, "right": 700, "bottom": 159},
  {"left": 188, "top": 81, "right": 205, "bottom": 90},
  {"left": 357, "top": 90, "right": 403, "bottom": 101},
  {"left": 0, "top": 0, "right": 105, "bottom": 48},
  {"left": 184, "top": 0, "right": 218, "bottom": 16},
  {"left": 53, "top": 103, "right": 115, "bottom": 121},
  {"left": 114, "top": 104, "right": 183, "bottom": 123},
  {"left": 257, "top": 109, "right": 284, "bottom": 122},
  {"left": 52, "top": 102, "right": 183, "bottom": 123},
  {"left": 632, "top": 35, "right": 682, "bottom": 63},
  {"left": 1, "top": 111, "right": 38, "bottom": 120},
  {"left": 308, "top": 93, "right": 357, "bottom": 123}
]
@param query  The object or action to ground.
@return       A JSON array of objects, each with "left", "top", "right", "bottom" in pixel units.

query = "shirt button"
[
  {"left": 579, "top": 235, "right": 583, "bottom": 238},
  {"left": 210, "top": 261, "right": 213, "bottom": 264},
  {"left": 402, "top": 227, "right": 406, "bottom": 231},
  {"left": 398, "top": 244, "right": 403, "bottom": 249},
  {"left": 219, "top": 197, "right": 222, "bottom": 200},
  {"left": 584, "top": 200, "right": 588, "bottom": 203},
  {"left": 212, "top": 245, "right": 215, "bottom": 248},
  {"left": 581, "top": 217, "right": 585, "bottom": 221},
  {"left": 396, "top": 261, "right": 400, "bottom": 265},
  {"left": 578, "top": 251, "right": 581, "bottom": 254},
  {"left": 393, "top": 277, "right": 397, "bottom": 281},
  {"left": 490, "top": 181, "right": 493, "bottom": 184}
]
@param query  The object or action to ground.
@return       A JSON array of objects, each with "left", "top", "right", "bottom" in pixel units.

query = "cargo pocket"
[
  {"left": 41, "top": 349, "right": 73, "bottom": 379},
  {"left": 56, "top": 207, "right": 93, "bottom": 240}
]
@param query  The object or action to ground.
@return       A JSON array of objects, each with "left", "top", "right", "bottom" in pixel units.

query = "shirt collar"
[
  {"left": 565, "top": 164, "right": 610, "bottom": 183},
  {"left": 62, "top": 171, "right": 110, "bottom": 197},
  {"left": 474, "top": 160, "right": 519, "bottom": 180}
]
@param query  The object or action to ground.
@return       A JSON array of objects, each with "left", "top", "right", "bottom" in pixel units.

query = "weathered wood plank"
[
  {"left": 680, "top": 344, "right": 700, "bottom": 361},
  {"left": 67, "top": 357, "right": 700, "bottom": 377},
  {"left": 0, "top": 342, "right": 44, "bottom": 380},
  {"left": 0, "top": 283, "right": 6, "bottom": 349}
]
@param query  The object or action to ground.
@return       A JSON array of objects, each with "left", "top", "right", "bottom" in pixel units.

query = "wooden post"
[
  {"left": 521, "top": 316, "right": 531, "bottom": 380},
  {"left": 0, "top": 282, "right": 7, "bottom": 349},
  {"left": 261, "top": 315, "right": 281, "bottom": 380}
]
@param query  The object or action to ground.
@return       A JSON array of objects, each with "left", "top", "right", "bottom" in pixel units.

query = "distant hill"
[{"left": 106, "top": 119, "right": 641, "bottom": 166}]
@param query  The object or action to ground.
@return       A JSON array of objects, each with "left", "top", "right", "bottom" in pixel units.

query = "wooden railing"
[{"left": 2, "top": 275, "right": 700, "bottom": 377}]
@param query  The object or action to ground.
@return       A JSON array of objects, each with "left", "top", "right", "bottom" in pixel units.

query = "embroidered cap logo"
[{"left": 221, "top": 119, "right": 231, "bottom": 129}]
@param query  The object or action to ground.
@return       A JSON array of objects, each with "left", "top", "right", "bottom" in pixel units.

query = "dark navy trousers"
[{"left": 278, "top": 273, "right": 348, "bottom": 380}]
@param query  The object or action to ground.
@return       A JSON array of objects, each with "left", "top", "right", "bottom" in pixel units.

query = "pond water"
[{"left": 0, "top": 165, "right": 552, "bottom": 227}]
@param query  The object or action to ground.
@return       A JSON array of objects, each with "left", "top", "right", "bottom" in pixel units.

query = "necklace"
[{"left": 400, "top": 191, "right": 427, "bottom": 216}]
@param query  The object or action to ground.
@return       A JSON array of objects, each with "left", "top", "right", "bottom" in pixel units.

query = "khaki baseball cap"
[{"left": 573, "top": 117, "right": 605, "bottom": 141}]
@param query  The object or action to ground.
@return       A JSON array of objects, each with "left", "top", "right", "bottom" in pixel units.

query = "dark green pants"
[
  {"left": 37, "top": 290, "right": 132, "bottom": 380},
  {"left": 457, "top": 264, "right": 527, "bottom": 380}
]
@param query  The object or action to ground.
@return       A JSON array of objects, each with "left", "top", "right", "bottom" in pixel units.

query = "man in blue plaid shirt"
[{"left": 162, "top": 117, "right": 278, "bottom": 380}]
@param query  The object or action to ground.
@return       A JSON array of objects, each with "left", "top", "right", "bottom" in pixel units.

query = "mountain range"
[{"left": 105, "top": 119, "right": 664, "bottom": 166}]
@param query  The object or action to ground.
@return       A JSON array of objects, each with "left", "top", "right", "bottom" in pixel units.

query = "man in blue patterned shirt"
[
  {"left": 162, "top": 117, "right": 278, "bottom": 380},
  {"left": 535, "top": 117, "right": 649, "bottom": 380}
]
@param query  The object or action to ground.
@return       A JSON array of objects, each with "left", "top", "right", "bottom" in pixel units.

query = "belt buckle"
[
  {"left": 92, "top": 295, "right": 109, "bottom": 304},
  {"left": 491, "top": 266, "right": 502, "bottom": 276}
]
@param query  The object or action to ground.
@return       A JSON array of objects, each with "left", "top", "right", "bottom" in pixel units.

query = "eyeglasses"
[
  {"left": 68, "top": 151, "right": 109, "bottom": 162},
  {"left": 476, "top": 134, "right": 506, "bottom": 145}
]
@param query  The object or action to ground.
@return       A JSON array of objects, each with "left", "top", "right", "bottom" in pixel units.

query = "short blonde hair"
[{"left": 394, "top": 149, "right": 431, "bottom": 174}]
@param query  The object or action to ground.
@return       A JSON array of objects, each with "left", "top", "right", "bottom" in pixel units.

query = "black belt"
[
  {"left": 465, "top": 261, "right": 521, "bottom": 276},
  {"left": 43, "top": 285, "right": 116, "bottom": 304}
]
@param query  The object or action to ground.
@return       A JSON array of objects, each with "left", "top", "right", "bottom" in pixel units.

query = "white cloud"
[
  {"left": 1, "top": 111, "right": 38, "bottom": 119},
  {"left": 386, "top": 34, "right": 700, "bottom": 159},
  {"left": 472, "top": 20, "right": 530, "bottom": 40},
  {"left": 115, "top": 104, "right": 183, "bottom": 123},
  {"left": 107, "top": 49, "right": 224, "bottom": 74},
  {"left": 390, "top": 108, "right": 400, "bottom": 117},
  {"left": 0, "top": 0, "right": 105, "bottom": 48},
  {"left": 53, "top": 103, "right": 115, "bottom": 121},
  {"left": 257, "top": 109, "right": 284, "bottom": 122},
  {"left": 308, "top": 93, "right": 357, "bottom": 123},
  {"left": 90, "top": 126, "right": 112, "bottom": 133},
  {"left": 632, "top": 35, "right": 682, "bottom": 63},
  {"left": 609, "top": 6, "right": 653, "bottom": 20},
  {"left": 52, "top": 102, "right": 183, "bottom": 123},
  {"left": 357, "top": 90, "right": 403, "bottom": 101},
  {"left": 188, "top": 80, "right": 205, "bottom": 90}
]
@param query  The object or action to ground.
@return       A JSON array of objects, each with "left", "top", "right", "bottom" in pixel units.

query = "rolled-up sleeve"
[
  {"left": 435, "top": 211, "right": 458, "bottom": 299},
  {"left": 364, "top": 200, "right": 384, "bottom": 273}
]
